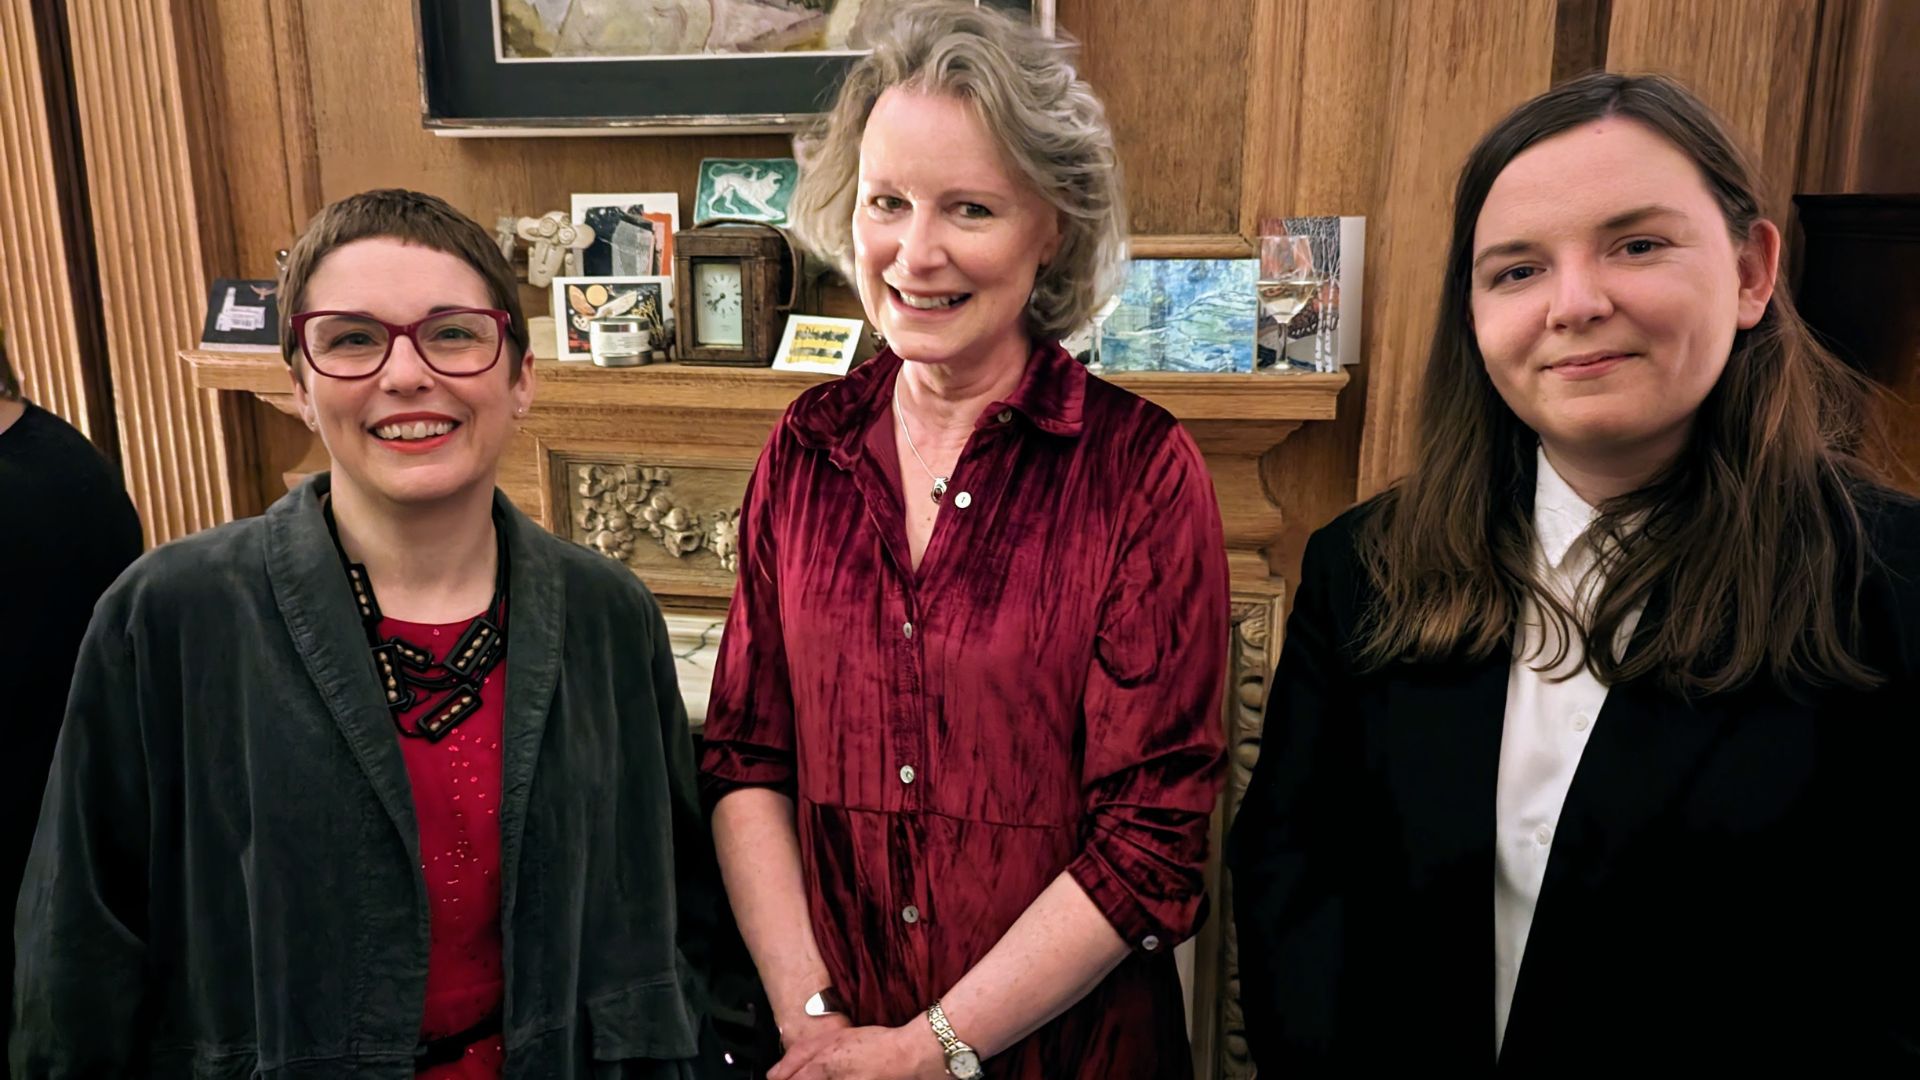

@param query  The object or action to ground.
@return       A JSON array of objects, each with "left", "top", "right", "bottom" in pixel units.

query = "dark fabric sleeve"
[
  {"left": 10, "top": 608, "right": 152, "bottom": 1077},
  {"left": 1064, "top": 426, "right": 1230, "bottom": 950},
  {"left": 1226, "top": 520, "right": 1362, "bottom": 1072},
  {"left": 698, "top": 429, "right": 798, "bottom": 806},
  {"left": 1858, "top": 492, "right": 1920, "bottom": 1065}
]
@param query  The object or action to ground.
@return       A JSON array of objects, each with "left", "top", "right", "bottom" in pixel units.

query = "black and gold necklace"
[{"left": 323, "top": 501, "right": 509, "bottom": 742}]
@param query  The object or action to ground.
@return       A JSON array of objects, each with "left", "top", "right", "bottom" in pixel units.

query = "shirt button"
[
  {"left": 902, "top": 621, "right": 913, "bottom": 639},
  {"left": 1141, "top": 935, "right": 1161, "bottom": 951},
  {"left": 1535, "top": 825, "right": 1554, "bottom": 846},
  {"left": 995, "top": 409, "right": 1012, "bottom": 424},
  {"left": 953, "top": 491, "right": 972, "bottom": 509},
  {"left": 1572, "top": 712, "right": 1592, "bottom": 732},
  {"left": 902, "top": 905, "right": 920, "bottom": 924},
  {"left": 899, "top": 764, "right": 916, "bottom": 785}
]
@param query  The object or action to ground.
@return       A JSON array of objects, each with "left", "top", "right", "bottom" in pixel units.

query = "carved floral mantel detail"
[{"left": 569, "top": 462, "right": 743, "bottom": 573}]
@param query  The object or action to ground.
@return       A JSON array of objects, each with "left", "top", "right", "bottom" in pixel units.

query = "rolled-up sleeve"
[
  {"left": 699, "top": 428, "right": 799, "bottom": 805},
  {"left": 1065, "top": 426, "right": 1229, "bottom": 950}
]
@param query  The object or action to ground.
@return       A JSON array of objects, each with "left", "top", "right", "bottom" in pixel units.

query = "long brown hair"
[{"left": 1357, "top": 72, "right": 1884, "bottom": 696}]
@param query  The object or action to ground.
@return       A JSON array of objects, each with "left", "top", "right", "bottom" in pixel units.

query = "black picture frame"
[{"left": 415, "top": 1, "right": 1047, "bottom": 136}]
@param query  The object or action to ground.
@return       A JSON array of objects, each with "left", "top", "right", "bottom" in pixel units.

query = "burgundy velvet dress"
[{"left": 701, "top": 342, "right": 1229, "bottom": 1077}]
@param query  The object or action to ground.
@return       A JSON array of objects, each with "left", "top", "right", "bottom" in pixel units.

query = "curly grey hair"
[{"left": 788, "top": 0, "right": 1128, "bottom": 341}]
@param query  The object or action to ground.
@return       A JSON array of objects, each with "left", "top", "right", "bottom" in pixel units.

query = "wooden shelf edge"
[{"left": 182, "top": 349, "right": 1349, "bottom": 424}]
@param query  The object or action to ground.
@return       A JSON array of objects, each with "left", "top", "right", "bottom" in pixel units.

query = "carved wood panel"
[
  {"left": 557, "top": 458, "right": 748, "bottom": 591},
  {"left": 1190, "top": 589, "right": 1286, "bottom": 1080}
]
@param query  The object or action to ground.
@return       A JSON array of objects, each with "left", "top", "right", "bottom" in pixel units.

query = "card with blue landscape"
[{"left": 1096, "top": 258, "right": 1258, "bottom": 373}]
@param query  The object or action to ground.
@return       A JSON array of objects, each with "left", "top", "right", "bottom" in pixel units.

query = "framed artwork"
[
  {"left": 415, "top": 0, "right": 1052, "bottom": 134},
  {"left": 551, "top": 276, "right": 673, "bottom": 361},
  {"left": 570, "top": 193, "right": 680, "bottom": 277},
  {"left": 771, "top": 314, "right": 864, "bottom": 375},
  {"left": 693, "top": 159, "right": 798, "bottom": 226}
]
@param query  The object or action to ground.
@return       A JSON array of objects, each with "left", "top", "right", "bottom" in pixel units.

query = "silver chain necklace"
[{"left": 893, "top": 376, "right": 949, "bottom": 504}]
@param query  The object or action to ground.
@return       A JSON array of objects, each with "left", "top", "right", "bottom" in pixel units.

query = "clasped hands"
[{"left": 768, "top": 1009, "right": 951, "bottom": 1080}]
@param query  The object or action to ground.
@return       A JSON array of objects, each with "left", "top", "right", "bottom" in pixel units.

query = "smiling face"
[
  {"left": 852, "top": 87, "right": 1061, "bottom": 371},
  {"left": 1468, "top": 117, "right": 1777, "bottom": 479},
  {"left": 290, "top": 237, "right": 535, "bottom": 512}
]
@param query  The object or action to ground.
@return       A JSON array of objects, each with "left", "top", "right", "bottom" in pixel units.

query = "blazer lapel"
[
  {"left": 265, "top": 474, "right": 419, "bottom": 860},
  {"left": 1383, "top": 646, "right": 1509, "bottom": 1068},
  {"left": 1383, "top": 650, "right": 1509, "bottom": 885},
  {"left": 493, "top": 492, "right": 565, "bottom": 935},
  {"left": 1504, "top": 588, "right": 1725, "bottom": 1045}
]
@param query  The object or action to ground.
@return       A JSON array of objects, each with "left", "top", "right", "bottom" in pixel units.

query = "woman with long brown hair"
[{"left": 1229, "top": 72, "right": 1919, "bottom": 1073}]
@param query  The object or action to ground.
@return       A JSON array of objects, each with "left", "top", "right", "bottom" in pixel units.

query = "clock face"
[
  {"left": 949, "top": 1050, "right": 982, "bottom": 1079},
  {"left": 694, "top": 261, "right": 745, "bottom": 348}
]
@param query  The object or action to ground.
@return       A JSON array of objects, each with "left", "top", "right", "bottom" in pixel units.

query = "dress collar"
[{"left": 785, "top": 339, "right": 1087, "bottom": 461}]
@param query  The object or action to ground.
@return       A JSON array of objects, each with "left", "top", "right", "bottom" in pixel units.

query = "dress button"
[
  {"left": 902, "top": 905, "right": 920, "bottom": 924},
  {"left": 953, "top": 491, "right": 972, "bottom": 509},
  {"left": 1141, "top": 935, "right": 1161, "bottom": 952},
  {"left": 903, "top": 621, "right": 913, "bottom": 639},
  {"left": 1572, "top": 712, "right": 1591, "bottom": 732},
  {"left": 995, "top": 409, "right": 1012, "bottom": 424},
  {"left": 1535, "top": 825, "right": 1553, "bottom": 846},
  {"left": 899, "top": 764, "right": 917, "bottom": 784}
]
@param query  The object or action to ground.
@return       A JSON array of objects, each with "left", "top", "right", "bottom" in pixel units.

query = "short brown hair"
[{"left": 278, "top": 189, "right": 529, "bottom": 378}]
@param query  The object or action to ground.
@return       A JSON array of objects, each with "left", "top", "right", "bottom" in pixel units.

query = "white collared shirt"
[{"left": 1493, "top": 447, "right": 1643, "bottom": 1057}]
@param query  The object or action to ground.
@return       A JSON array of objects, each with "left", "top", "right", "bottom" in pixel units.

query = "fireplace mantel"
[{"left": 185, "top": 347, "right": 1345, "bottom": 607}]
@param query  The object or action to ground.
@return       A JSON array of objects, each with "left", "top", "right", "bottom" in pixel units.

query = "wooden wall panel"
[
  {"left": 1352, "top": 0, "right": 1558, "bottom": 500},
  {"left": 1059, "top": 0, "right": 1254, "bottom": 236},
  {"left": 1240, "top": 0, "right": 1392, "bottom": 576},
  {"left": 0, "top": 0, "right": 107, "bottom": 441},
  {"left": 1605, "top": 0, "right": 1818, "bottom": 217},
  {"left": 1801, "top": 0, "right": 1920, "bottom": 196},
  {"left": 299, "top": 0, "right": 791, "bottom": 315},
  {"left": 66, "top": 0, "right": 235, "bottom": 542}
]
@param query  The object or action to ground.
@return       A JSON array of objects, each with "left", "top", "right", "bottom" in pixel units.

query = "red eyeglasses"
[{"left": 290, "top": 308, "right": 513, "bottom": 379}]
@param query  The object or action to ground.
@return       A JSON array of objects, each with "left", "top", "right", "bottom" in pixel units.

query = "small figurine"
[{"left": 514, "top": 211, "right": 594, "bottom": 288}]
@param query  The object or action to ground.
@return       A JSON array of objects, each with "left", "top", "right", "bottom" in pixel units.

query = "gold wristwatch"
[{"left": 926, "top": 1001, "right": 983, "bottom": 1079}]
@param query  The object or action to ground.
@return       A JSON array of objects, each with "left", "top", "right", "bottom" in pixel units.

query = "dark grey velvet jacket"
[{"left": 12, "top": 475, "right": 713, "bottom": 1078}]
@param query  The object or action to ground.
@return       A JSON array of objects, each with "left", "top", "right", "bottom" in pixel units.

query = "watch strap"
[{"left": 927, "top": 1000, "right": 974, "bottom": 1057}]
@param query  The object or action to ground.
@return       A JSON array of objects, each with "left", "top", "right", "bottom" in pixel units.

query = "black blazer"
[{"left": 1227, "top": 490, "right": 1920, "bottom": 1076}]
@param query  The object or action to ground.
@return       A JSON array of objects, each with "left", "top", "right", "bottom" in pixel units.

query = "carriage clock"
[{"left": 671, "top": 221, "right": 796, "bottom": 365}]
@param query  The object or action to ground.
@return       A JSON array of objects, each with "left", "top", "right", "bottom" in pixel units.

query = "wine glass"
[{"left": 1257, "top": 234, "right": 1328, "bottom": 373}]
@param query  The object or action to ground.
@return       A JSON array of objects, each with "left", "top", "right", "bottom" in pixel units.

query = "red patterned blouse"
[
  {"left": 701, "top": 342, "right": 1230, "bottom": 1078},
  {"left": 381, "top": 614, "right": 507, "bottom": 1078}
]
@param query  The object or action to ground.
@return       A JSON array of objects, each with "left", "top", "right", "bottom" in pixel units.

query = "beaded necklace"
[{"left": 323, "top": 501, "right": 509, "bottom": 741}]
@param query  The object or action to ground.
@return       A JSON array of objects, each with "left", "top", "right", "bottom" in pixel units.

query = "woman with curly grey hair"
[{"left": 701, "top": 2, "right": 1229, "bottom": 1078}]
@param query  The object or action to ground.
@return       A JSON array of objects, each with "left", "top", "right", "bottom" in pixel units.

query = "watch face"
[
  {"left": 948, "top": 1050, "right": 982, "bottom": 1079},
  {"left": 694, "top": 261, "right": 745, "bottom": 348}
]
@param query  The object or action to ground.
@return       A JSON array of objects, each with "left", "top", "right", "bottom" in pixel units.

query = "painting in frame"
[{"left": 416, "top": 0, "right": 1053, "bottom": 135}]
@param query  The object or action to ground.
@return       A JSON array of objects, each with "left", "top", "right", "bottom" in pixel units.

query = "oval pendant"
[{"left": 931, "top": 476, "right": 949, "bottom": 503}]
